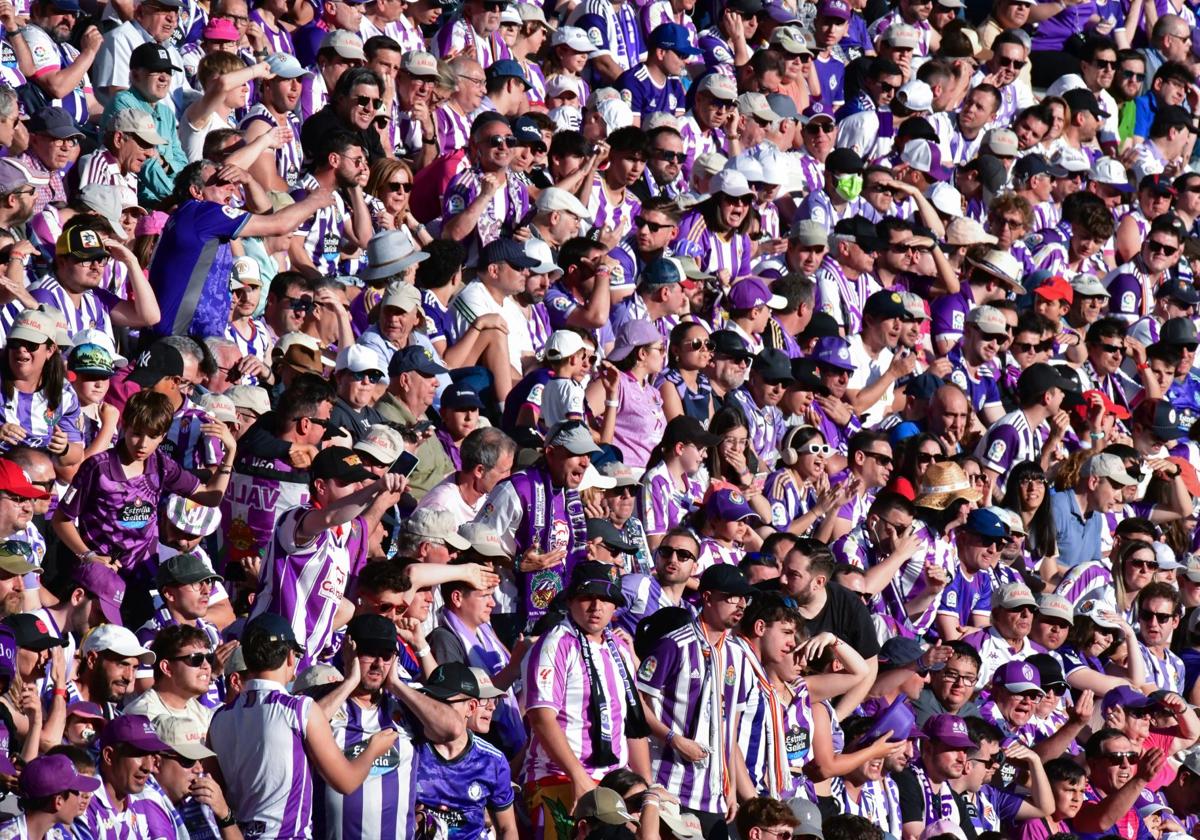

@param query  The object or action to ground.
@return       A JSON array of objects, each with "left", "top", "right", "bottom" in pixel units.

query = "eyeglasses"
[
  {"left": 1089, "top": 58, "right": 1117, "bottom": 70},
  {"left": 1147, "top": 240, "right": 1179, "bottom": 256},
  {"left": 683, "top": 338, "right": 716, "bottom": 352},
  {"left": 1097, "top": 342, "right": 1125, "bottom": 354},
  {"left": 459, "top": 74, "right": 485, "bottom": 86},
  {"left": 1121, "top": 69, "right": 1146, "bottom": 81},
  {"left": 655, "top": 149, "right": 687, "bottom": 163},
  {"left": 804, "top": 123, "right": 835, "bottom": 135},
  {"left": 657, "top": 545, "right": 697, "bottom": 563},
  {"left": 1101, "top": 751, "right": 1139, "bottom": 766},
  {"left": 802, "top": 442, "right": 833, "bottom": 456},
  {"left": 1140, "top": 608, "right": 1176, "bottom": 624},
  {"left": 634, "top": 216, "right": 673, "bottom": 233},
  {"left": 352, "top": 95, "right": 384, "bottom": 110},
  {"left": 387, "top": 181, "right": 413, "bottom": 193},
  {"left": 348, "top": 370, "right": 385, "bottom": 384},
  {"left": 940, "top": 670, "right": 978, "bottom": 685},
  {"left": 172, "top": 652, "right": 217, "bottom": 668},
  {"left": 1019, "top": 475, "right": 1046, "bottom": 487},
  {"left": 486, "top": 134, "right": 518, "bottom": 149},
  {"left": 992, "top": 216, "right": 1026, "bottom": 230}
]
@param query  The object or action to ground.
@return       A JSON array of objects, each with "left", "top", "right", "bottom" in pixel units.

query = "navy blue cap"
[
  {"left": 1012, "top": 153, "right": 1052, "bottom": 182},
  {"left": 511, "top": 115, "right": 544, "bottom": 146},
  {"left": 28, "top": 106, "right": 82, "bottom": 139},
  {"left": 481, "top": 238, "right": 539, "bottom": 270},
  {"left": 880, "top": 636, "right": 942, "bottom": 672},
  {"left": 45, "top": 0, "right": 80, "bottom": 10},
  {"left": 485, "top": 59, "right": 530, "bottom": 88},
  {"left": 1156, "top": 278, "right": 1200, "bottom": 306},
  {"left": 905, "top": 372, "right": 944, "bottom": 401},
  {"left": 640, "top": 257, "right": 684, "bottom": 289},
  {"left": 389, "top": 344, "right": 449, "bottom": 378},
  {"left": 964, "top": 508, "right": 1009, "bottom": 539},
  {"left": 566, "top": 561, "right": 626, "bottom": 606},
  {"left": 441, "top": 384, "right": 483, "bottom": 411},
  {"left": 649, "top": 22, "right": 700, "bottom": 55},
  {"left": 244, "top": 612, "right": 304, "bottom": 652}
]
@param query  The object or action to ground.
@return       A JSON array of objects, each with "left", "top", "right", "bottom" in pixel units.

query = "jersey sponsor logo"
[
  {"left": 536, "top": 665, "right": 554, "bottom": 693},
  {"left": 117, "top": 499, "right": 154, "bottom": 529},
  {"left": 638, "top": 655, "right": 657, "bottom": 681},
  {"left": 945, "top": 589, "right": 958, "bottom": 608},
  {"left": 986, "top": 439, "right": 1006, "bottom": 465},
  {"left": 714, "top": 46, "right": 732, "bottom": 62},
  {"left": 345, "top": 739, "right": 401, "bottom": 776},
  {"left": 550, "top": 296, "right": 571, "bottom": 311},
  {"left": 952, "top": 311, "right": 964, "bottom": 330}
]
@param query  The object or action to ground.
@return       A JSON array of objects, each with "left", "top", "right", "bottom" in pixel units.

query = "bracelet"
[
  {"left": 216, "top": 810, "right": 237, "bottom": 829},
  {"left": 217, "top": 466, "right": 233, "bottom": 475},
  {"left": 1089, "top": 432, "right": 1105, "bottom": 440},
  {"left": 665, "top": 730, "right": 675, "bottom": 746},
  {"left": 415, "top": 645, "right": 431, "bottom": 658},
  {"left": 605, "top": 399, "right": 620, "bottom": 408},
  {"left": 52, "top": 688, "right": 66, "bottom": 699},
  {"left": 78, "top": 550, "right": 97, "bottom": 562},
  {"left": 1137, "top": 362, "right": 1150, "bottom": 371}
]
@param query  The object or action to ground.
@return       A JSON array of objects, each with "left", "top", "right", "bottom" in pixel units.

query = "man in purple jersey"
[{"left": 81, "top": 714, "right": 172, "bottom": 840}]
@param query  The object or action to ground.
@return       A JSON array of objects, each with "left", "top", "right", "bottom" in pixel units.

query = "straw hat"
[{"left": 913, "top": 462, "right": 983, "bottom": 510}]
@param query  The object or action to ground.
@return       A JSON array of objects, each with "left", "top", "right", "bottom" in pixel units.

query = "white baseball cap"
[
  {"left": 335, "top": 344, "right": 389, "bottom": 383},
  {"left": 81, "top": 625, "right": 155, "bottom": 666}
]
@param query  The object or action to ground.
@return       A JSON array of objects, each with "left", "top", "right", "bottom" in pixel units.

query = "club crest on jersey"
[
  {"left": 468, "top": 782, "right": 485, "bottom": 800},
  {"left": 530, "top": 569, "right": 562, "bottom": 610},
  {"left": 724, "top": 664, "right": 736, "bottom": 686}
]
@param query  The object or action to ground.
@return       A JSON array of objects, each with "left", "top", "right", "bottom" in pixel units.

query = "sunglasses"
[
  {"left": 867, "top": 184, "right": 895, "bottom": 196},
  {"left": 722, "top": 194, "right": 753, "bottom": 206},
  {"left": 802, "top": 442, "right": 833, "bottom": 456},
  {"left": 877, "top": 80, "right": 899, "bottom": 94},
  {"left": 917, "top": 453, "right": 951, "bottom": 465},
  {"left": 996, "top": 57, "right": 1026, "bottom": 69},
  {"left": 387, "top": 181, "right": 413, "bottom": 193},
  {"left": 1011, "top": 339, "right": 1053, "bottom": 353},
  {"left": 606, "top": 486, "right": 636, "bottom": 498},
  {"left": 804, "top": 122, "right": 835, "bottom": 135},
  {"left": 1147, "top": 240, "right": 1179, "bottom": 256},
  {"left": 683, "top": 338, "right": 716, "bottom": 352},
  {"left": 1090, "top": 58, "right": 1117, "bottom": 70},
  {"left": 968, "top": 756, "right": 1002, "bottom": 770},
  {"left": 634, "top": 216, "right": 672, "bottom": 233},
  {"left": 349, "top": 370, "right": 385, "bottom": 384},
  {"left": 1102, "top": 751, "right": 1139, "bottom": 766},
  {"left": 486, "top": 134, "right": 518, "bottom": 149},
  {"left": 167, "top": 754, "right": 201, "bottom": 769},
  {"left": 353, "top": 95, "right": 384, "bottom": 110},
  {"left": 1140, "top": 608, "right": 1176, "bottom": 624},
  {"left": 286, "top": 296, "right": 315, "bottom": 314},
  {"left": 655, "top": 150, "right": 687, "bottom": 163},
  {"left": 1122, "top": 70, "right": 1146, "bottom": 81},
  {"left": 1098, "top": 342, "right": 1125, "bottom": 354},
  {"left": 863, "top": 451, "right": 893, "bottom": 467},
  {"left": 172, "top": 652, "right": 217, "bottom": 668},
  {"left": 657, "top": 545, "right": 697, "bottom": 563}
]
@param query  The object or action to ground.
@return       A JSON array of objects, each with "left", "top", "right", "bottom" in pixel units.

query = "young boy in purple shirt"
[{"left": 53, "top": 382, "right": 238, "bottom": 624}]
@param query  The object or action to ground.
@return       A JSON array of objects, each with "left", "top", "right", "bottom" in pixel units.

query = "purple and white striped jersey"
[
  {"left": 638, "top": 623, "right": 753, "bottom": 813},
  {"left": 813, "top": 255, "right": 876, "bottom": 334},
  {"left": 251, "top": 506, "right": 369, "bottom": 671},
  {"left": 866, "top": 10, "right": 933, "bottom": 54},
  {"left": 0, "top": 380, "right": 83, "bottom": 451},
  {"left": 974, "top": 410, "right": 1047, "bottom": 494},
  {"left": 358, "top": 15, "right": 405, "bottom": 42},
  {"left": 523, "top": 621, "right": 636, "bottom": 782},
  {"left": 292, "top": 173, "right": 353, "bottom": 276},
  {"left": 726, "top": 388, "right": 785, "bottom": 471},
  {"left": 587, "top": 173, "right": 642, "bottom": 233},
  {"left": 764, "top": 468, "right": 818, "bottom": 532},
  {"left": 28, "top": 276, "right": 117, "bottom": 345},
  {"left": 442, "top": 167, "right": 531, "bottom": 266},
  {"left": 733, "top": 636, "right": 790, "bottom": 799},
  {"left": 162, "top": 402, "right": 223, "bottom": 474},
  {"left": 639, "top": 460, "right": 704, "bottom": 536},
  {"left": 314, "top": 694, "right": 416, "bottom": 840},
  {"left": 76, "top": 781, "right": 158, "bottom": 840},
  {"left": 927, "top": 113, "right": 981, "bottom": 166},
  {"left": 677, "top": 117, "right": 726, "bottom": 183},
  {"left": 1139, "top": 643, "right": 1185, "bottom": 694},
  {"left": 566, "top": 0, "right": 644, "bottom": 81},
  {"left": 674, "top": 210, "right": 752, "bottom": 281},
  {"left": 76, "top": 149, "right": 138, "bottom": 198},
  {"left": 1053, "top": 559, "right": 1113, "bottom": 610},
  {"left": 696, "top": 537, "right": 744, "bottom": 576},
  {"left": 392, "top": 15, "right": 424, "bottom": 53},
  {"left": 225, "top": 318, "right": 273, "bottom": 382},
  {"left": 829, "top": 775, "right": 903, "bottom": 836},
  {"left": 240, "top": 105, "right": 304, "bottom": 189},
  {"left": 434, "top": 103, "right": 472, "bottom": 154},
  {"left": 250, "top": 9, "right": 293, "bottom": 54},
  {"left": 299, "top": 73, "right": 328, "bottom": 124},
  {"left": 433, "top": 19, "right": 510, "bottom": 65},
  {"left": 617, "top": 573, "right": 690, "bottom": 634},
  {"left": 209, "top": 679, "right": 316, "bottom": 840},
  {"left": 794, "top": 188, "right": 873, "bottom": 234}
]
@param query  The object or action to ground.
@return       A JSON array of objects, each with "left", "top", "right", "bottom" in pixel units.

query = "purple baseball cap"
[
  {"left": 66, "top": 700, "right": 106, "bottom": 722},
  {"left": 73, "top": 563, "right": 125, "bottom": 626},
  {"left": 705, "top": 488, "right": 762, "bottom": 523},
  {"left": 922, "top": 714, "right": 976, "bottom": 749},
  {"left": 810, "top": 336, "right": 855, "bottom": 372},
  {"left": 96, "top": 714, "right": 170, "bottom": 753},
  {"left": 855, "top": 695, "right": 924, "bottom": 747},
  {"left": 608, "top": 318, "right": 663, "bottom": 363},
  {"left": 727, "top": 277, "right": 788, "bottom": 311},
  {"left": 991, "top": 660, "right": 1044, "bottom": 695},
  {"left": 816, "top": 0, "right": 851, "bottom": 19},
  {"left": 1102, "top": 684, "right": 1159, "bottom": 714},
  {"left": 19, "top": 754, "right": 101, "bottom": 798},
  {"left": 0, "top": 722, "right": 15, "bottom": 775}
]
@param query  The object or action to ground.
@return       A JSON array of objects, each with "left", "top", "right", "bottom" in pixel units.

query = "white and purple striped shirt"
[
  {"left": 587, "top": 172, "right": 642, "bottom": 233},
  {"left": 240, "top": 105, "right": 304, "bottom": 189},
  {"left": 209, "top": 679, "right": 315, "bottom": 840},
  {"left": 28, "top": 276, "right": 116, "bottom": 345},
  {"left": 434, "top": 103, "right": 472, "bottom": 154},
  {"left": 639, "top": 460, "right": 704, "bottom": 536},
  {"left": 674, "top": 209, "right": 752, "bottom": 281},
  {"left": 251, "top": 506, "right": 369, "bottom": 671}
]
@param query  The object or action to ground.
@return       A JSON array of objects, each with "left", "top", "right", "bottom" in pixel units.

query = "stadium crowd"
[{"left": 0, "top": 0, "right": 1199, "bottom": 836}]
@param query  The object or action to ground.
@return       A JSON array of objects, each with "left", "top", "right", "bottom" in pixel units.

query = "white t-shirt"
[
  {"left": 451, "top": 281, "right": 533, "bottom": 372},
  {"left": 846, "top": 334, "right": 895, "bottom": 428},
  {"left": 541, "top": 378, "right": 586, "bottom": 428}
]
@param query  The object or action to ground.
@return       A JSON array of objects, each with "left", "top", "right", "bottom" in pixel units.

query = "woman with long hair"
[
  {"left": 1056, "top": 603, "right": 1145, "bottom": 695},
  {"left": 764, "top": 425, "right": 842, "bottom": 536},
  {"left": 510, "top": 8, "right": 552, "bottom": 106},
  {"left": 366, "top": 158, "right": 433, "bottom": 247},
  {"left": 639, "top": 415, "right": 716, "bottom": 551},
  {"left": 586, "top": 319, "right": 667, "bottom": 472},
  {"left": 705, "top": 405, "right": 772, "bottom": 523},
  {"left": 1001, "top": 461, "right": 1058, "bottom": 580},
  {"left": 1057, "top": 538, "right": 1158, "bottom": 625},
  {"left": 658, "top": 321, "right": 715, "bottom": 424},
  {"left": 0, "top": 309, "right": 83, "bottom": 474},
  {"left": 889, "top": 433, "right": 948, "bottom": 499}
]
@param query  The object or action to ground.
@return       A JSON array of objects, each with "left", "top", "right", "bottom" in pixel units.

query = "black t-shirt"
[
  {"left": 895, "top": 768, "right": 980, "bottom": 840},
  {"left": 798, "top": 582, "right": 881, "bottom": 659}
]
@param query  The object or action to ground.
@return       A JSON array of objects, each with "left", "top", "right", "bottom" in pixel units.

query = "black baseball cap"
[
  {"left": 346, "top": 614, "right": 399, "bottom": 655},
  {"left": 1062, "top": 88, "right": 1107, "bottom": 119},
  {"left": 586, "top": 519, "right": 638, "bottom": 554},
  {"left": 155, "top": 552, "right": 219, "bottom": 588},
  {"left": 1153, "top": 104, "right": 1196, "bottom": 132},
  {"left": 441, "top": 385, "right": 484, "bottom": 411},
  {"left": 128, "top": 342, "right": 185, "bottom": 387},
  {"left": 798, "top": 312, "right": 840, "bottom": 342},
  {"left": 1017, "top": 362, "right": 1080, "bottom": 404},
  {"left": 420, "top": 662, "right": 483, "bottom": 700},
  {"left": 1012, "top": 153, "right": 1052, "bottom": 182},
  {"left": 826, "top": 148, "right": 864, "bottom": 175},
  {"left": 1157, "top": 278, "right": 1200, "bottom": 306},
  {"left": 566, "top": 560, "right": 625, "bottom": 606},
  {"left": 310, "top": 446, "right": 376, "bottom": 484},
  {"left": 2, "top": 614, "right": 66, "bottom": 652},
  {"left": 481, "top": 238, "right": 538, "bottom": 270},
  {"left": 634, "top": 606, "right": 692, "bottom": 659},
  {"left": 710, "top": 329, "right": 754, "bottom": 360},
  {"left": 1139, "top": 173, "right": 1176, "bottom": 196},
  {"left": 833, "top": 216, "right": 883, "bottom": 252},
  {"left": 661, "top": 415, "right": 722, "bottom": 450},
  {"left": 789, "top": 357, "right": 828, "bottom": 394},
  {"left": 130, "top": 42, "right": 182, "bottom": 73},
  {"left": 243, "top": 613, "right": 304, "bottom": 655},
  {"left": 1160, "top": 317, "right": 1198, "bottom": 347},
  {"left": 864, "top": 289, "right": 908, "bottom": 320},
  {"left": 698, "top": 564, "right": 755, "bottom": 597},
  {"left": 752, "top": 348, "right": 794, "bottom": 384}
]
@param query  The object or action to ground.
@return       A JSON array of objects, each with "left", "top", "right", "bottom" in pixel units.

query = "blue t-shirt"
[
  {"left": 1050, "top": 489, "right": 1104, "bottom": 570},
  {"left": 414, "top": 734, "right": 514, "bottom": 840},
  {"left": 616, "top": 66, "right": 685, "bottom": 117},
  {"left": 148, "top": 199, "right": 249, "bottom": 339}
]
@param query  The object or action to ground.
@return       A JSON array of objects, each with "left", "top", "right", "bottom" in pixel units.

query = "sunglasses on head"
[{"left": 353, "top": 95, "right": 384, "bottom": 110}]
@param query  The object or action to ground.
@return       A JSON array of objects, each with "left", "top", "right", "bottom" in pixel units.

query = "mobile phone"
[{"left": 390, "top": 451, "right": 420, "bottom": 477}]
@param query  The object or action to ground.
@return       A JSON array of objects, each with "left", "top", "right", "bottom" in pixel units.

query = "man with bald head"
[
  {"left": 929, "top": 383, "right": 971, "bottom": 455},
  {"left": 1144, "top": 15, "right": 1193, "bottom": 90}
]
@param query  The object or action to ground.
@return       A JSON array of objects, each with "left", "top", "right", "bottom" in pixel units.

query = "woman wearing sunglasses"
[
  {"left": 659, "top": 321, "right": 716, "bottom": 424},
  {"left": 1054, "top": 600, "right": 1145, "bottom": 697},
  {"left": 889, "top": 433, "right": 949, "bottom": 500},
  {"left": 764, "top": 425, "right": 841, "bottom": 536},
  {"left": 367, "top": 158, "right": 432, "bottom": 248}
]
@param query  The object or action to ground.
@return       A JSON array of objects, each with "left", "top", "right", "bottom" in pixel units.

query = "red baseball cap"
[
  {"left": 0, "top": 460, "right": 48, "bottom": 500},
  {"left": 1034, "top": 275, "right": 1074, "bottom": 304},
  {"left": 1074, "top": 389, "right": 1131, "bottom": 422}
]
